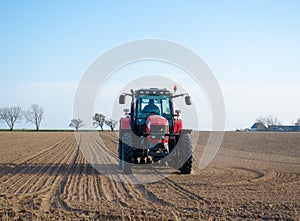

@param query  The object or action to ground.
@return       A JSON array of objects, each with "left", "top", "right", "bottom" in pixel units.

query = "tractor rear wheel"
[
  {"left": 117, "top": 139, "right": 122, "bottom": 169},
  {"left": 120, "top": 133, "right": 134, "bottom": 174},
  {"left": 179, "top": 133, "right": 193, "bottom": 174}
]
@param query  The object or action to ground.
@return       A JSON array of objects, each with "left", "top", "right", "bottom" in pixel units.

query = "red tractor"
[{"left": 118, "top": 87, "right": 193, "bottom": 174}]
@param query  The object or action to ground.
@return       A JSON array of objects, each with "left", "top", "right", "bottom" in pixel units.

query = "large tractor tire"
[
  {"left": 179, "top": 133, "right": 193, "bottom": 174},
  {"left": 119, "top": 133, "right": 134, "bottom": 174},
  {"left": 117, "top": 138, "right": 122, "bottom": 169}
]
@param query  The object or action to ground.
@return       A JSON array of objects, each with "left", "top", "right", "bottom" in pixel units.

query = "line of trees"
[
  {"left": 93, "top": 113, "right": 118, "bottom": 131},
  {"left": 0, "top": 104, "right": 44, "bottom": 131},
  {"left": 69, "top": 113, "right": 118, "bottom": 131},
  {"left": 0, "top": 105, "right": 118, "bottom": 132},
  {"left": 256, "top": 115, "right": 281, "bottom": 127},
  {"left": 256, "top": 115, "right": 300, "bottom": 127}
]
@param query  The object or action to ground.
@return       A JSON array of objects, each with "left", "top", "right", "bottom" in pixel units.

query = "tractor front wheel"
[
  {"left": 120, "top": 133, "right": 134, "bottom": 174},
  {"left": 179, "top": 133, "right": 193, "bottom": 174}
]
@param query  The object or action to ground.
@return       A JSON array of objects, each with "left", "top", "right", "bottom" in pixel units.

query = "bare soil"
[{"left": 0, "top": 131, "right": 299, "bottom": 220}]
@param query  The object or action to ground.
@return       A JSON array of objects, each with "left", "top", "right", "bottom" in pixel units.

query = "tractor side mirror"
[
  {"left": 185, "top": 96, "right": 192, "bottom": 105},
  {"left": 119, "top": 95, "right": 126, "bottom": 104}
]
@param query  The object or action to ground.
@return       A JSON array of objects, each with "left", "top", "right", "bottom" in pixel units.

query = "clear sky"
[{"left": 0, "top": 0, "right": 299, "bottom": 130}]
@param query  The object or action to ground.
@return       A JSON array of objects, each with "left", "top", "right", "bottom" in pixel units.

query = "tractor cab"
[{"left": 132, "top": 93, "right": 173, "bottom": 137}]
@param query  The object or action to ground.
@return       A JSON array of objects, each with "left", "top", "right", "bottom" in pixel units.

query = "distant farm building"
[
  {"left": 268, "top": 125, "right": 300, "bottom": 132},
  {"left": 250, "top": 123, "right": 300, "bottom": 132},
  {"left": 251, "top": 123, "right": 267, "bottom": 131}
]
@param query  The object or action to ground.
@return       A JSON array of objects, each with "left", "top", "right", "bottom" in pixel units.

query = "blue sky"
[{"left": 0, "top": 1, "right": 299, "bottom": 130}]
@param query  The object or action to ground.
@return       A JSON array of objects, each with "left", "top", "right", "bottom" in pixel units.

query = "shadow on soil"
[
  {"left": 0, "top": 163, "right": 118, "bottom": 176},
  {"left": 0, "top": 163, "right": 177, "bottom": 177}
]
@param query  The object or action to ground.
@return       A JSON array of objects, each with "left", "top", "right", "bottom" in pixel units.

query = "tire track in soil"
[
  {"left": 37, "top": 136, "right": 78, "bottom": 212},
  {"left": 56, "top": 134, "right": 118, "bottom": 214},
  {"left": 277, "top": 172, "right": 300, "bottom": 186},
  {"left": 79, "top": 152, "right": 88, "bottom": 202},
  {"left": 87, "top": 133, "right": 177, "bottom": 211},
  {"left": 85, "top": 134, "right": 126, "bottom": 207},
  {"left": 56, "top": 132, "right": 201, "bottom": 218},
  {"left": 54, "top": 136, "right": 80, "bottom": 195},
  {"left": 94, "top": 131, "right": 211, "bottom": 218},
  {"left": 100, "top": 131, "right": 206, "bottom": 208},
  {"left": 77, "top": 134, "right": 180, "bottom": 210},
  {"left": 65, "top": 151, "right": 83, "bottom": 202},
  {"left": 144, "top": 174, "right": 210, "bottom": 205},
  {"left": 47, "top": 141, "right": 97, "bottom": 214},
  {"left": 89, "top": 165, "right": 100, "bottom": 202},
  {"left": 213, "top": 167, "right": 281, "bottom": 186},
  {"left": 82, "top": 135, "right": 117, "bottom": 206},
  {"left": 69, "top": 133, "right": 144, "bottom": 210}
]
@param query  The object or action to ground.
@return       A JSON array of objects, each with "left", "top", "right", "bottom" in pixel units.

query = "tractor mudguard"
[{"left": 174, "top": 119, "right": 182, "bottom": 133}]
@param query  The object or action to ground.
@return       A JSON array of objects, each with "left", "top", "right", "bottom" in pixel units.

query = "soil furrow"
[
  {"left": 2, "top": 141, "right": 66, "bottom": 194},
  {"left": 1, "top": 132, "right": 300, "bottom": 220}
]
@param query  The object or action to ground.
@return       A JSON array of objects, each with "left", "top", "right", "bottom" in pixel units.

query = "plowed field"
[{"left": 1, "top": 132, "right": 300, "bottom": 220}]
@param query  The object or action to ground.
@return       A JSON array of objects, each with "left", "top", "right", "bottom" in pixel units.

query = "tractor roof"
[{"left": 134, "top": 88, "right": 171, "bottom": 98}]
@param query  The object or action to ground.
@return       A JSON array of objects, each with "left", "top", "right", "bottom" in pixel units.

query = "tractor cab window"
[
  {"left": 161, "top": 99, "right": 172, "bottom": 119},
  {"left": 136, "top": 95, "right": 171, "bottom": 119}
]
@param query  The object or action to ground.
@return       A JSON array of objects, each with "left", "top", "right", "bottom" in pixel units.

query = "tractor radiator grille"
[{"left": 150, "top": 125, "right": 168, "bottom": 134}]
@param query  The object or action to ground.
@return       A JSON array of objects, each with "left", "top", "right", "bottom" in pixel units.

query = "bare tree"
[
  {"left": 265, "top": 115, "right": 281, "bottom": 126},
  {"left": 0, "top": 106, "right": 22, "bottom": 131},
  {"left": 93, "top": 113, "right": 106, "bottom": 131},
  {"left": 256, "top": 115, "right": 281, "bottom": 127},
  {"left": 25, "top": 104, "right": 44, "bottom": 131},
  {"left": 256, "top": 116, "right": 267, "bottom": 126},
  {"left": 105, "top": 118, "right": 118, "bottom": 131},
  {"left": 69, "top": 118, "right": 84, "bottom": 131},
  {"left": 295, "top": 118, "right": 300, "bottom": 126}
]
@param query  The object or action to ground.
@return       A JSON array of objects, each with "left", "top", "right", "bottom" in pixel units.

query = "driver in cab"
[{"left": 142, "top": 99, "right": 160, "bottom": 114}]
